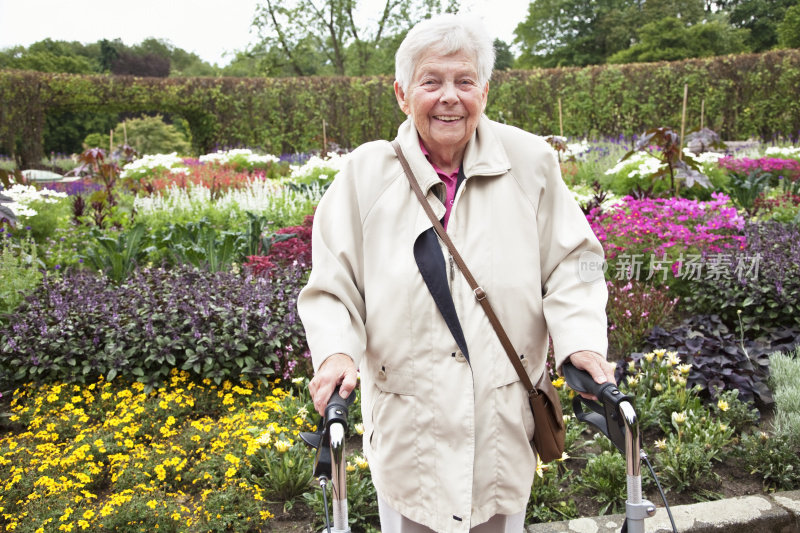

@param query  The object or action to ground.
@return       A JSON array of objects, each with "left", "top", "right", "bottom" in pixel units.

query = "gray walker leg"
[
  {"left": 620, "top": 401, "right": 656, "bottom": 533},
  {"left": 327, "top": 422, "right": 351, "bottom": 533}
]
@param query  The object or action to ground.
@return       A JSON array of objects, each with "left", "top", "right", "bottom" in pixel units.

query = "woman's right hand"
[{"left": 308, "top": 353, "right": 358, "bottom": 416}]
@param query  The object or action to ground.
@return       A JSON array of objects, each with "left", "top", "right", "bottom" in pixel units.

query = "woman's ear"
[
  {"left": 394, "top": 81, "right": 410, "bottom": 115},
  {"left": 481, "top": 81, "right": 489, "bottom": 112}
]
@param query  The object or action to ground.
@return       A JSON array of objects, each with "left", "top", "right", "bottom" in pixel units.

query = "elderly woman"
[{"left": 297, "top": 13, "right": 615, "bottom": 533}]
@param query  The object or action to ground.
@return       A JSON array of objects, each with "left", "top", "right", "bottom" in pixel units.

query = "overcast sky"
[{"left": 0, "top": 0, "right": 529, "bottom": 67}]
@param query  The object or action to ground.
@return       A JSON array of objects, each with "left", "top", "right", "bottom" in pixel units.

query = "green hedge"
[{"left": 1, "top": 49, "right": 799, "bottom": 166}]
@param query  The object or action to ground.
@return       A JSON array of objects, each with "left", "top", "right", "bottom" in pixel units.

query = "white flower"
[
  {"left": 290, "top": 152, "right": 348, "bottom": 181},
  {"left": 199, "top": 148, "right": 279, "bottom": 167},
  {"left": 689, "top": 149, "right": 724, "bottom": 165},
  {"left": 765, "top": 146, "right": 800, "bottom": 158},
  {"left": 120, "top": 152, "right": 187, "bottom": 179},
  {"left": 2, "top": 184, "right": 67, "bottom": 218}
]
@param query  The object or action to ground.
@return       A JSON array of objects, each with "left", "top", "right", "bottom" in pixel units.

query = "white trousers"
[{"left": 377, "top": 495, "right": 526, "bottom": 533}]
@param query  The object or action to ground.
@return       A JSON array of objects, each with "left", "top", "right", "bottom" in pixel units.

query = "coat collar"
[{"left": 395, "top": 115, "right": 511, "bottom": 195}]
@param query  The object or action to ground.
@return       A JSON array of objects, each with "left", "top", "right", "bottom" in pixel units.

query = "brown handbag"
[{"left": 391, "top": 140, "right": 566, "bottom": 463}]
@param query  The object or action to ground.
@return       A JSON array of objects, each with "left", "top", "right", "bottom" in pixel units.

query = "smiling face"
[{"left": 394, "top": 51, "right": 489, "bottom": 170}]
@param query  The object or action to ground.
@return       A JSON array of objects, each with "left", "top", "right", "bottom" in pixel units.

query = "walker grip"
[{"left": 562, "top": 361, "right": 633, "bottom": 454}]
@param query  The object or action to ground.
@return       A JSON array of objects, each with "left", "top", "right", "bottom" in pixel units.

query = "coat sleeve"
[
  {"left": 535, "top": 146, "right": 609, "bottom": 369},
  {"left": 297, "top": 160, "right": 367, "bottom": 372}
]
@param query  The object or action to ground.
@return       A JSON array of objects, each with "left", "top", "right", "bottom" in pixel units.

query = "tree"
[
  {"left": 250, "top": 0, "right": 457, "bottom": 77},
  {"left": 493, "top": 39, "right": 513, "bottom": 71},
  {"left": 607, "top": 15, "right": 750, "bottom": 63},
  {"left": 777, "top": 4, "right": 800, "bottom": 48},
  {"left": 111, "top": 50, "right": 170, "bottom": 77},
  {"left": 727, "top": 0, "right": 800, "bottom": 52},
  {"left": 0, "top": 38, "right": 97, "bottom": 73},
  {"left": 514, "top": 0, "right": 641, "bottom": 67}
]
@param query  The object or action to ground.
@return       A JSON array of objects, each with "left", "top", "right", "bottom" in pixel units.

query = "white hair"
[{"left": 395, "top": 13, "right": 495, "bottom": 92}]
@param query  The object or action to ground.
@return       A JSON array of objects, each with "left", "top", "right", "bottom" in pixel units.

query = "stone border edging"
[{"left": 526, "top": 490, "right": 800, "bottom": 533}]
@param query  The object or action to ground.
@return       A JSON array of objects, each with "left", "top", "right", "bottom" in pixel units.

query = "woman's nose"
[{"left": 439, "top": 81, "right": 458, "bottom": 103}]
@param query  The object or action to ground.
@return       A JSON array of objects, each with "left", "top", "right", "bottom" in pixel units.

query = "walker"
[{"left": 304, "top": 366, "right": 678, "bottom": 533}]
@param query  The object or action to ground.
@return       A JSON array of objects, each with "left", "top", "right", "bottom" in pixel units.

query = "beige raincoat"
[{"left": 297, "top": 115, "right": 608, "bottom": 532}]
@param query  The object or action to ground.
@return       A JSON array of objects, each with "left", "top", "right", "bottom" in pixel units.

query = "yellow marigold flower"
[
  {"left": 551, "top": 376, "right": 565, "bottom": 389},
  {"left": 172, "top": 512, "right": 181, "bottom": 521},
  {"left": 717, "top": 399, "right": 729, "bottom": 412},
  {"left": 353, "top": 455, "right": 369, "bottom": 470},
  {"left": 82, "top": 510, "right": 95, "bottom": 520},
  {"left": 274, "top": 440, "right": 292, "bottom": 453},
  {"left": 677, "top": 364, "right": 692, "bottom": 375},
  {"left": 225, "top": 466, "right": 237, "bottom": 478},
  {"left": 643, "top": 352, "right": 655, "bottom": 363},
  {"left": 58, "top": 524, "right": 74, "bottom": 532},
  {"left": 78, "top": 520, "right": 90, "bottom": 530},
  {"left": 653, "top": 348, "right": 666, "bottom": 358},
  {"left": 260, "top": 510, "right": 275, "bottom": 520},
  {"left": 146, "top": 499, "right": 158, "bottom": 509},
  {"left": 346, "top": 463, "right": 356, "bottom": 473},
  {"left": 60, "top": 507, "right": 74, "bottom": 521},
  {"left": 222, "top": 394, "right": 234, "bottom": 405}
]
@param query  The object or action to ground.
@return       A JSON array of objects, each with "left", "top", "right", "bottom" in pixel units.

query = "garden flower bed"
[{"left": 1, "top": 137, "right": 800, "bottom": 532}]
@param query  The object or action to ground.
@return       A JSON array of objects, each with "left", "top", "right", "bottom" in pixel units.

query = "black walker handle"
[
  {"left": 562, "top": 361, "right": 634, "bottom": 454},
  {"left": 300, "top": 385, "right": 355, "bottom": 479}
]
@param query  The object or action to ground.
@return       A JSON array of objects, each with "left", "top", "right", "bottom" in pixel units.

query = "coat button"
[
  {"left": 521, "top": 358, "right": 529, "bottom": 369},
  {"left": 454, "top": 351, "right": 466, "bottom": 363},
  {"left": 377, "top": 369, "right": 386, "bottom": 379}
]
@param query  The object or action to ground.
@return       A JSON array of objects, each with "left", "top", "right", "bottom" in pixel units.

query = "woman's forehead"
[{"left": 413, "top": 51, "right": 478, "bottom": 77}]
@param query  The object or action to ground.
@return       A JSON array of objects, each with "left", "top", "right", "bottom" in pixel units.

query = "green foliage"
[
  {"left": 112, "top": 115, "right": 191, "bottom": 156},
  {"left": 3, "top": 49, "right": 800, "bottom": 166},
  {"left": 778, "top": 4, "right": 800, "bottom": 48},
  {"left": 0, "top": 233, "right": 43, "bottom": 318},
  {"left": 769, "top": 349, "right": 800, "bottom": 447},
  {"left": 304, "top": 454, "right": 380, "bottom": 533},
  {"left": 0, "top": 39, "right": 98, "bottom": 74},
  {"left": 653, "top": 408, "right": 735, "bottom": 493},
  {"left": 578, "top": 451, "right": 627, "bottom": 514},
  {"left": 248, "top": 436, "right": 314, "bottom": 504},
  {"left": 739, "top": 431, "right": 800, "bottom": 490},
  {"left": 526, "top": 463, "right": 579, "bottom": 523},
  {"left": 725, "top": 169, "right": 770, "bottom": 215},
  {"left": 607, "top": 16, "right": 750, "bottom": 64},
  {"left": 514, "top": 0, "right": 636, "bottom": 67},
  {"left": 81, "top": 224, "right": 151, "bottom": 283},
  {"left": 514, "top": 0, "right": 710, "bottom": 68},
  {"left": 155, "top": 219, "right": 239, "bottom": 273},
  {"left": 18, "top": 197, "right": 72, "bottom": 242},
  {"left": 729, "top": 0, "right": 798, "bottom": 52}
]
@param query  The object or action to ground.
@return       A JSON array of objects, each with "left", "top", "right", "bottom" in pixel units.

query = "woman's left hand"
[{"left": 567, "top": 350, "right": 616, "bottom": 399}]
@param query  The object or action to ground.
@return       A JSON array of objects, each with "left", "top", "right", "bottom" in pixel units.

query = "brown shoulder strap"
[{"left": 391, "top": 140, "right": 538, "bottom": 396}]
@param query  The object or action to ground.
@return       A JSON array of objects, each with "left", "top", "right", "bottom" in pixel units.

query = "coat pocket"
[{"left": 369, "top": 364, "right": 416, "bottom": 453}]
